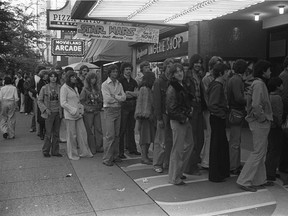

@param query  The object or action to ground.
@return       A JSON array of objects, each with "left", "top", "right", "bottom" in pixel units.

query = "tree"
[{"left": 0, "top": 1, "right": 46, "bottom": 76}]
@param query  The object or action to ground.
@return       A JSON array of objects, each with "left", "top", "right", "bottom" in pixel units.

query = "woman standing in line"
[
  {"left": 0, "top": 77, "right": 19, "bottom": 139},
  {"left": 38, "top": 71, "right": 63, "bottom": 157},
  {"left": 80, "top": 71, "right": 103, "bottom": 154},
  {"left": 60, "top": 70, "right": 93, "bottom": 160},
  {"left": 166, "top": 63, "right": 194, "bottom": 185},
  {"left": 207, "top": 62, "right": 230, "bottom": 183},
  {"left": 135, "top": 72, "right": 156, "bottom": 165},
  {"left": 237, "top": 60, "right": 273, "bottom": 192}
]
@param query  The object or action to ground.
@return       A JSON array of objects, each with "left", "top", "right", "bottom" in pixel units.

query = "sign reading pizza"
[
  {"left": 77, "top": 23, "right": 159, "bottom": 43},
  {"left": 51, "top": 39, "right": 84, "bottom": 56}
]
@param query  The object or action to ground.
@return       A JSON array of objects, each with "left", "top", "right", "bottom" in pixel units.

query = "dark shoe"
[
  {"left": 239, "top": 185, "right": 257, "bottom": 192},
  {"left": 230, "top": 169, "right": 241, "bottom": 176},
  {"left": 103, "top": 161, "right": 114, "bottom": 166},
  {"left": 52, "top": 153, "right": 63, "bottom": 157},
  {"left": 175, "top": 181, "right": 186, "bottom": 186},
  {"left": 129, "top": 151, "right": 141, "bottom": 155},
  {"left": 276, "top": 173, "right": 281, "bottom": 179},
  {"left": 113, "top": 157, "right": 123, "bottom": 163},
  {"left": 261, "top": 181, "right": 274, "bottom": 187},
  {"left": 43, "top": 153, "right": 51, "bottom": 158},
  {"left": 141, "top": 159, "right": 152, "bottom": 165},
  {"left": 3, "top": 133, "right": 8, "bottom": 139},
  {"left": 96, "top": 148, "right": 104, "bottom": 153},
  {"left": 180, "top": 175, "right": 187, "bottom": 180},
  {"left": 40, "top": 135, "right": 44, "bottom": 140},
  {"left": 210, "top": 178, "right": 226, "bottom": 183},
  {"left": 119, "top": 154, "right": 127, "bottom": 159}
]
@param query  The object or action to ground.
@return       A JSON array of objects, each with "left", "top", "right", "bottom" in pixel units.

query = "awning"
[{"left": 83, "top": 39, "right": 132, "bottom": 64}]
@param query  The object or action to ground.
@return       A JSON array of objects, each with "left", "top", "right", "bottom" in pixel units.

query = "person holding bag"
[{"left": 227, "top": 59, "right": 247, "bottom": 175}]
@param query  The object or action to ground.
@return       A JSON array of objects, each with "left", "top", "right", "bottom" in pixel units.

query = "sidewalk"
[
  {"left": 0, "top": 113, "right": 166, "bottom": 216},
  {"left": 0, "top": 113, "right": 288, "bottom": 216}
]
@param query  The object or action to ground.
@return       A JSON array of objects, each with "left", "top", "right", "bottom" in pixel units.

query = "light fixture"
[
  {"left": 279, "top": 6, "right": 285, "bottom": 15},
  {"left": 254, "top": 13, "right": 260, "bottom": 21}
]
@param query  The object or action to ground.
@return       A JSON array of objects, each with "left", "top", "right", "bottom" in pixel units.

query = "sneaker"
[{"left": 154, "top": 167, "right": 163, "bottom": 173}]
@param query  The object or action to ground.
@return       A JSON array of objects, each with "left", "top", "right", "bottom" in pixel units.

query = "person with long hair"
[
  {"left": 207, "top": 62, "right": 230, "bottom": 182},
  {"left": 135, "top": 71, "right": 156, "bottom": 164},
  {"left": 60, "top": 70, "right": 93, "bottom": 160},
  {"left": 237, "top": 60, "right": 273, "bottom": 192},
  {"left": 0, "top": 76, "right": 19, "bottom": 139},
  {"left": 38, "top": 71, "right": 63, "bottom": 157},
  {"left": 80, "top": 71, "right": 103, "bottom": 154},
  {"left": 166, "top": 63, "right": 194, "bottom": 185}
]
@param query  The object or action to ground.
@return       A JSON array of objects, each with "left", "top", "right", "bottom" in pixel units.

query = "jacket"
[
  {"left": 207, "top": 79, "right": 229, "bottom": 119},
  {"left": 80, "top": 87, "right": 103, "bottom": 113},
  {"left": 227, "top": 74, "right": 246, "bottom": 111},
  {"left": 166, "top": 79, "right": 193, "bottom": 124},
  {"left": 153, "top": 74, "right": 170, "bottom": 121},
  {"left": 60, "top": 83, "right": 84, "bottom": 120},
  {"left": 134, "top": 86, "right": 153, "bottom": 119},
  {"left": 37, "top": 83, "right": 62, "bottom": 119},
  {"left": 245, "top": 78, "right": 273, "bottom": 123}
]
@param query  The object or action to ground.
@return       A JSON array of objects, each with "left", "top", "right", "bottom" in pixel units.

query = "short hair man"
[
  {"left": 101, "top": 64, "right": 126, "bottom": 166},
  {"left": 118, "top": 62, "right": 140, "bottom": 158}
]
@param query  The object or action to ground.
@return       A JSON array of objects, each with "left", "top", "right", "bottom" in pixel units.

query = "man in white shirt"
[
  {"left": 0, "top": 76, "right": 19, "bottom": 139},
  {"left": 101, "top": 64, "right": 126, "bottom": 166}
]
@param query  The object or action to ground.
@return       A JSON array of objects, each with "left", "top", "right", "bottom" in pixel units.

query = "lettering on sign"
[
  {"left": 51, "top": 38, "right": 85, "bottom": 56},
  {"left": 77, "top": 23, "right": 159, "bottom": 43},
  {"left": 136, "top": 31, "right": 188, "bottom": 59}
]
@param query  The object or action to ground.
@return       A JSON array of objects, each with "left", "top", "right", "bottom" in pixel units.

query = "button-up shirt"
[{"left": 101, "top": 77, "right": 126, "bottom": 108}]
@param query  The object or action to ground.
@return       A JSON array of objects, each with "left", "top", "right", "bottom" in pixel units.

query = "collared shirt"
[
  {"left": 101, "top": 77, "right": 126, "bottom": 107},
  {"left": 118, "top": 75, "right": 138, "bottom": 101},
  {"left": 202, "top": 71, "right": 214, "bottom": 104}
]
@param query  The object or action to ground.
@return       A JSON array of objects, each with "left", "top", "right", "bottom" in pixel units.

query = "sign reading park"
[
  {"left": 51, "top": 39, "right": 85, "bottom": 56},
  {"left": 77, "top": 23, "right": 159, "bottom": 43}
]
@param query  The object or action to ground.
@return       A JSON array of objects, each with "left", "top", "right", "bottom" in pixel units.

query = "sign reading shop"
[
  {"left": 77, "top": 23, "right": 159, "bottom": 43},
  {"left": 51, "top": 39, "right": 85, "bottom": 56},
  {"left": 137, "top": 31, "right": 188, "bottom": 60}
]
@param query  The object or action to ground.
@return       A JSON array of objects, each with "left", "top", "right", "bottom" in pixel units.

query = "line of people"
[{"left": 1, "top": 56, "right": 288, "bottom": 191}]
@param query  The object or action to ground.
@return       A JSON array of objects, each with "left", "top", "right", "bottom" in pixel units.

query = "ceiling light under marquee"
[
  {"left": 279, "top": 6, "right": 285, "bottom": 15},
  {"left": 254, "top": 13, "right": 260, "bottom": 21}
]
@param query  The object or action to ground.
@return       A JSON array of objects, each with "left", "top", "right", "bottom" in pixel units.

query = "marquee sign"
[
  {"left": 76, "top": 23, "right": 159, "bottom": 43},
  {"left": 51, "top": 38, "right": 85, "bottom": 56}
]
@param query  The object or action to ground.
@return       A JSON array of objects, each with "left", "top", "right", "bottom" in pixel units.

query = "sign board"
[
  {"left": 47, "top": 1, "right": 102, "bottom": 30},
  {"left": 51, "top": 38, "right": 85, "bottom": 56},
  {"left": 76, "top": 23, "right": 159, "bottom": 43},
  {"left": 136, "top": 31, "right": 188, "bottom": 60}
]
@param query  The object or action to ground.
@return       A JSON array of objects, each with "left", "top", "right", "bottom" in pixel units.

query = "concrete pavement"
[{"left": 0, "top": 112, "right": 288, "bottom": 216}]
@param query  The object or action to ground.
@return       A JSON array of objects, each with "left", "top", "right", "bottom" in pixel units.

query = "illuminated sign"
[{"left": 51, "top": 39, "right": 85, "bottom": 56}]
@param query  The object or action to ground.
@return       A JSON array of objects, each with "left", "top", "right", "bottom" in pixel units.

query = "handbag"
[{"left": 229, "top": 109, "right": 245, "bottom": 125}]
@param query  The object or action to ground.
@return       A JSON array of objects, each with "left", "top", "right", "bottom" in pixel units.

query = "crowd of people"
[{"left": 1, "top": 55, "right": 288, "bottom": 192}]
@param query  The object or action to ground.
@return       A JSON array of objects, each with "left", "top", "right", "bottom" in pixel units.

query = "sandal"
[{"left": 154, "top": 167, "right": 163, "bottom": 173}]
